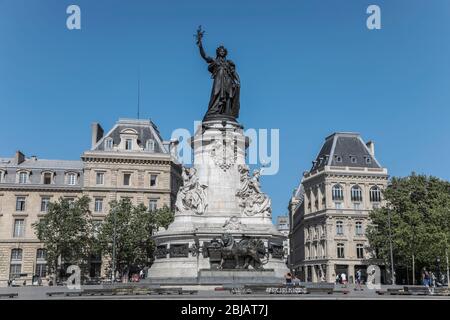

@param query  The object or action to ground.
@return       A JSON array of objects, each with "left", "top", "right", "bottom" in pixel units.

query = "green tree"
[
  {"left": 97, "top": 199, "right": 174, "bottom": 280},
  {"left": 367, "top": 173, "right": 450, "bottom": 284},
  {"left": 33, "top": 196, "right": 95, "bottom": 282}
]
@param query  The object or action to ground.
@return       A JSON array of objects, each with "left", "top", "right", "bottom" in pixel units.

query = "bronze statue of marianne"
[{"left": 196, "top": 26, "right": 240, "bottom": 122}]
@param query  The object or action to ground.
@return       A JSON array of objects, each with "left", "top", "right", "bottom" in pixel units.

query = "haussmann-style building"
[
  {"left": 0, "top": 118, "right": 181, "bottom": 287},
  {"left": 288, "top": 132, "right": 389, "bottom": 284}
]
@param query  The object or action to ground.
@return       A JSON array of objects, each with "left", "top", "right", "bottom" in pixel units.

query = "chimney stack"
[
  {"left": 15, "top": 150, "right": 25, "bottom": 164},
  {"left": 366, "top": 141, "right": 375, "bottom": 156},
  {"left": 91, "top": 123, "right": 104, "bottom": 149}
]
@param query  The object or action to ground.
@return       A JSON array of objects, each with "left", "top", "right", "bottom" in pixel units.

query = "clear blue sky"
[{"left": 1, "top": 0, "right": 450, "bottom": 220}]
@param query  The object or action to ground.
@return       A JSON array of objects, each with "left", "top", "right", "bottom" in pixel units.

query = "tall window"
[
  {"left": 305, "top": 246, "right": 309, "bottom": 259},
  {"left": 150, "top": 174, "right": 158, "bottom": 187},
  {"left": 19, "top": 172, "right": 28, "bottom": 184},
  {"left": 125, "top": 139, "right": 132, "bottom": 150},
  {"left": 94, "top": 198, "right": 103, "bottom": 213},
  {"left": 370, "top": 186, "right": 381, "bottom": 202},
  {"left": 355, "top": 221, "right": 363, "bottom": 236},
  {"left": 332, "top": 184, "right": 344, "bottom": 201},
  {"left": 43, "top": 172, "right": 52, "bottom": 185},
  {"left": 41, "top": 197, "right": 50, "bottom": 212},
  {"left": 96, "top": 172, "right": 104, "bottom": 185},
  {"left": 68, "top": 173, "right": 77, "bottom": 185},
  {"left": 105, "top": 138, "right": 113, "bottom": 150},
  {"left": 351, "top": 185, "right": 363, "bottom": 202},
  {"left": 337, "top": 243, "right": 345, "bottom": 258},
  {"left": 36, "top": 249, "right": 47, "bottom": 277},
  {"left": 14, "top": 219, "right": 25, "bottom": 237},
  {"left": 123, "top": 173, "right": 131, "bottom": 186},
  {"left": 356, "top": 244, "right": 364, "bottom": 259},
  {"left": 149, "top": 199, "right": 158, "bottom": 212},
  {"left": 336, "top": 221, "right": 344, "bottom": 235},
  {"left": 146, "top": 139, "right": 155, "bottom": 152},
  {"left": 16, "top": 197, "right": 26, "bottom": 211},
  {"left": 10, "top": 249, "right": 23, "bottom": 279}
]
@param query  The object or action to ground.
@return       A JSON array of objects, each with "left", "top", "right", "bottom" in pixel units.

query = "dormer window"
[
  {"left": 350, "top": 156, "right": 357, "bottom": 164},
  {"left": 365, "top": 156, "right": 372, "bottom": 164},
  {"left": 43, "top": 172, "right": 53, "bottom": 185},
  {"left": 105, "top": 138, "right": 113, "bottom": 150},
  {"left": 67, "top": 173, "right": 77, "bottom": 185},
  {"left": 18, "top": 171, "right": 29, "bottom": 184},
  {"left": 125, "top": 139, "right": 133, "bottom": 150},
  {"left": 146, "top": 139, "right": 155, "bottom": 152},
  {"left": 0, "top": 170, "right": 5, "bottom": 183},
  {"left": 334, "top": 155, "right": 342, "bottom": 163}
]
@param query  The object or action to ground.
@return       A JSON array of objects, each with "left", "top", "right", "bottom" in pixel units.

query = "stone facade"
[
  {"left": 288, "top": 132, "right": 389, "bottom": 284},
  {"left": 0, "top": 118, "right": 181, "bottom": 287}
]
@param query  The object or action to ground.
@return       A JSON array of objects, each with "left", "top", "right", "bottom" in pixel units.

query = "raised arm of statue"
[{"left": 196, "top": 26, "right": 213, "bottom": 63}]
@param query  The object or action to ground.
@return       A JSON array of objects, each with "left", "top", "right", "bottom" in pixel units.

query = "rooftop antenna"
[{"left": 137, "top": 68, "right": 141, "bottom": 119}]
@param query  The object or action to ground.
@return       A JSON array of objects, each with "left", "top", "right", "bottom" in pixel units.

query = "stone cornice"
[{"left": 0, "top": 185, "right": 82, "bottom": 192}]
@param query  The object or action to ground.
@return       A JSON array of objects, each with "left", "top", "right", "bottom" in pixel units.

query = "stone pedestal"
[{"left": 148, "top": 120, "right": 288, "bottom": 283}]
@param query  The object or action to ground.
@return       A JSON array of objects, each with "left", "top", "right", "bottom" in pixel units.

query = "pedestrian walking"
[{"left": 355, "top": 269, "right": 363, "bottom": 291}]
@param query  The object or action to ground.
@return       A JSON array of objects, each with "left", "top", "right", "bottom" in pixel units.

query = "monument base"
[
  {"left": 145, "top": 269, "right": 284, "bottom": 286},
  {"left": 197, "top": 269, "right": 282, "bottom": 285}
]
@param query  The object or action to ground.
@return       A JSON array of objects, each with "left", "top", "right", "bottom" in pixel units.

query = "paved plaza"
[{"left": 1, "top": 284, "right": 449, "bottom": 300}]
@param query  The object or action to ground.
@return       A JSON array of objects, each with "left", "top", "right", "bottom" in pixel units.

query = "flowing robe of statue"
[{"left": 205, "top": 57, "right": 240, "bottom": 119}]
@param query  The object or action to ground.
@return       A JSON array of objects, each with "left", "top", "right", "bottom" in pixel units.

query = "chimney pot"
[
  {"left": 91, "top": 123, "right": 104, "bottom": 149},
  {"left": 366, "top": 141, "right": 375, "bottom": 156},
  {"left": 15, "top": 151, "right": 25, "bottom": 165}
]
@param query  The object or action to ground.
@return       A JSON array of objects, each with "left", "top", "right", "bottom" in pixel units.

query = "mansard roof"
[
  {"left": 310, "top": 132, "right": 381, "bottom": 171},
  {"left": 93, "top": 118, "right": 168, "bottom": 153},
  {"left": 0, "top": 157, "right": 82, "bottom": 170}
]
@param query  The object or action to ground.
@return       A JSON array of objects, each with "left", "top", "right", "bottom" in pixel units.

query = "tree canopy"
[
  {"left": 96, "top": 199, "right": 174, "bottom": 278},
  {"left": 367, "top": 173, "right": 450, "bottom": 283},
  {"left": 33, "top": 196, "right": 96, "bottom": 281}
]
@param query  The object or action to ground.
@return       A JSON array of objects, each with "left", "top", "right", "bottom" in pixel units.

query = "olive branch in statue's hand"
[{"left": 195, "top": 25, "right": 205, "bottom": 46}]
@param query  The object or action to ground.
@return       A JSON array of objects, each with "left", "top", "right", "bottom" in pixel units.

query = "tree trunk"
[
  {"left": 412, "top": 254, "right": 416, "bottom": 285},
  {"left": 406, "top": 265, "right": 409, "bottom": 285}
]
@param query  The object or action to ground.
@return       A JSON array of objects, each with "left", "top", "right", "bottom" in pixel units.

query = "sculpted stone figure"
[
  {"left": 196, "top": 26, "right": 240, "bottom": 121},
  {"left": 236, "top": 165, "right": 272, "bottom": 217},
  {"left": 218, "top": 234, "right": 268, "bottom": 270},
  {"left": 175, "top": 167, "right": 208, "bottom": 215}
]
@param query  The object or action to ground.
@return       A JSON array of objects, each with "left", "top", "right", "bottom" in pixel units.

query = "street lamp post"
[{"left": 387, "top": 210, "right": 396, "bottom": 285}]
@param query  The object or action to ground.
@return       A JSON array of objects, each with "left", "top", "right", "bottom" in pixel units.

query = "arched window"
[
  {"left": 67, "top": 172, "right": 78, "bottom": 185},
  {"left": 305, "top": 246, "right": 310, "bottom": 259},
  {"left": 332, "top": 184, "right": 344, "bottom": 201},
  {"left": 351, "top": 185, "right": 363, "bottom": 202},
  {"left": 370, "top": 186, "right": 381, "bottom": 202},
  {"left": 18, "top": 171, "right": 29, "bottom": 184}
]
